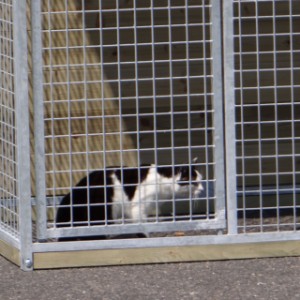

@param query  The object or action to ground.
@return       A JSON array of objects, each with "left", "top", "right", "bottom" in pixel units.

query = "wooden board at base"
[
  {"left": 0, "top": 239, "right": 20, "bottom": 267},
  {"left": 33, "top": 240, "right": 300, "bottom": 269}
]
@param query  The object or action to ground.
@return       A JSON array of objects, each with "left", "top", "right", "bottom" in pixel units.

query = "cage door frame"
[{"left": 32, "top": 0, "right": 227, "bottom": 241}]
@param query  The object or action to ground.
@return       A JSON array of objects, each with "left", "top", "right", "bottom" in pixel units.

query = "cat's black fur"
[{"left": 56, "top": 167, "right": 149, "bottom": 228}]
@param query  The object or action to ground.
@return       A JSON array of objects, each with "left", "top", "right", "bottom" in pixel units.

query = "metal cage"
[{"left": 0, "top": 0, "right": 299, "bottom": 271}]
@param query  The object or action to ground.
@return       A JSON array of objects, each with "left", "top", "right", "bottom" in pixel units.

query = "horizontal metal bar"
[
  {"left": 32, "top": 231, "right": 300, "bottom": 253},
  {"left": 47, "top": 218, "right": 226, "bottom": 240},
  {"left": 40, "top": 5, "right": 212, "bottom": 15},
  {"left": 237, "top": 185, "right": 300, "bottom": 197}
]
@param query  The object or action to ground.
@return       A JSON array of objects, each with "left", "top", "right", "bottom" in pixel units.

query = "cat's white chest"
[
  {"left": 110, "top": 166, "right": 174, "bottom": 222},
  {"left": 130, "top": 167, "right": 174, "bottom": 220},
  {"left": 133, "top": 166, "right": 174, "bottom": 200}
]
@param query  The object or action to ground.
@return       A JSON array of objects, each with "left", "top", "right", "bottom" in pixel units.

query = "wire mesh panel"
[
  {"left": 0, "top": 0, "right": 19, "bottom": 240},
  {"left": 234, "top": 0, "right": 300, "bottom": 233},
  {"left": 32, "top": 0, "right": 225, "bottom": 241},
  {"left": 0, "top": 0, "right": 32, "bottom": 271}
]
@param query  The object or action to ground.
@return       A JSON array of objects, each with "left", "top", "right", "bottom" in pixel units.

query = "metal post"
[
  {"left": 31, "top": 0, "right": 47, "bottom": 241},
  {"left": 223, "top": 0, "right": 238, "bottom": 234},
  {"left": 13, "top": 0, "right": 33, "bottom": 270},
  {"left": 211, "top": 0, "right": 226, "bottom": 224}
]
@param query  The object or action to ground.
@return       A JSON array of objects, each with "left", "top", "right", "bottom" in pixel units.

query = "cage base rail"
[{"left": 32, "top": 238, "right": 300, "bottom": 269}]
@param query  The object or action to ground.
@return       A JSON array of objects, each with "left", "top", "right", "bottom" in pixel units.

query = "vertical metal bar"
[
  {"left": 289, "top": 0, "right": 297, "bottom": 230},
  {"left": 132, "top": 1, "right": 143, "bottom": 223},
  {"left": 271, "top": 0, "right": 280, "bottom": 230},
  {"left": 223, "top": 0, "right": 238, "bottom": 234},
  {"left": 98, "top": 0, "right": 109, "bottom": 225},
  {"left": 116, "top": 2, "right": 126, "bottom": 223},
  {"left": 31, "top": 0, "right": 47, "bottom": 241},
  {"left": 133, "top": 2, "right": 140, "bottom": 169},
  {"left": 211, "top": 0, "right": 226, "bottom": 222},
  {"left": 184, "top": 0, "right": 193, "bottom": 218},
  {"left": 81, "top": 1, "right": 91, "bottom": 226},
  {"left": 65, "top": 0, "right": 73, "bottom": 227},
  {"left": 13, "top": 0, "right": 33, "bottom": 270},
  {"left": 202, "top": 0, "right": 210, "bottom": 217},
  {"left": 254, "top": 1, "right": 263, "bottom": 232},
  {"left": 167, "top": 0, "right": 175, "bottom": 168},
  {"left": 116, "top": 2, "right": 123, "bottom": 169},
  {"left": 235, "top": 0, "right": 246, "bottom": 232},
  {"left": 150, "top": 1, "right": 159, "bottom": 221}
]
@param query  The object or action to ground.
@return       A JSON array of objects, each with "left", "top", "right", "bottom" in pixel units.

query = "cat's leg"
[
  {"left": 131, "top": 201, "right": 150, "bottom": 223},
  {"left": 111, "top": 202, "right": 124, "bottom": 224},
  {"left": 130, "top": 203, "right": 150, "bottom": 238}
]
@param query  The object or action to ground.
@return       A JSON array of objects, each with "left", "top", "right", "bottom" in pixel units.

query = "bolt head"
[{"left": 24, "top": 259, "right": 32, "bottom": 268}]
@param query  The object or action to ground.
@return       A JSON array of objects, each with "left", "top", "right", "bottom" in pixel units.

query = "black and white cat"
[{"left": 56, "top": 162, "right": 203, "bottom": 237}]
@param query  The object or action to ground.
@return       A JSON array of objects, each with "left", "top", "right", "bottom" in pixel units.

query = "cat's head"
[{"left": 174, "top": 159, "right": 203, "bottom": 198}]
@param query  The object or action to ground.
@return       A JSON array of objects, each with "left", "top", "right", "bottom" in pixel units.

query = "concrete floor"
[{"left": 1, "top": 255, "right": 300, "bottom": 300}]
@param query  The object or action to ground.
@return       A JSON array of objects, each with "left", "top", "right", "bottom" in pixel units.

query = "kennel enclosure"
[{"left": 0, "top": 0, "right": 299, "bottom": 270}]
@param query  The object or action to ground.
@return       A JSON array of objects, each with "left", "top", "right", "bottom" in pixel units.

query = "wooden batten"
[
  {"left": 0, "top": 238, "right": 20, "bottom": 267},
  {"left": 33, "top": 240, "right": 300, "bottom": 269}
]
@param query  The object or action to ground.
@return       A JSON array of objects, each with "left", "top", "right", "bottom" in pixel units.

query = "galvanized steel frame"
[{"left": 0, "top": 0, "right": 299, "bottom": 270}]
